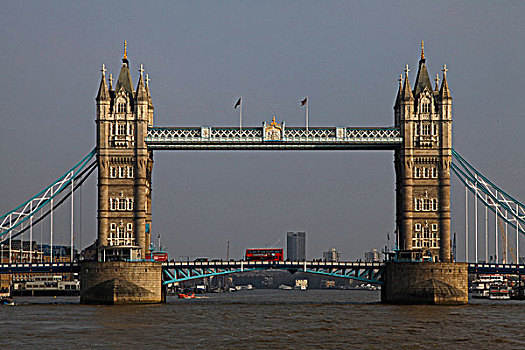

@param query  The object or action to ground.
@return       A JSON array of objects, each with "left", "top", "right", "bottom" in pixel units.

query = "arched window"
[
  {"left": 118, "top": 102, "right": 127, "bottom": 113},
  {"left": 420, "top": 98, "right": 430, "bottom": 114}
]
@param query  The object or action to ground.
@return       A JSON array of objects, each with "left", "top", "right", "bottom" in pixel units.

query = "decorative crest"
[
  {"left": 442, "top": 64, "right": 448, "bottom": 75},
  {"left": 145, "top": 74, "right": 150, "bottom": 86},
  {"left": 139, "top": 64, "right": 145, "bottom": 76},
  {"left": 109, "top": 74, "right": 113, "bottom": 87},
  {"left": 421, "top": 40, "right": 425, "bottom": 60},
  {"left": 100, "top": 64, "right": 107, "bottom": 76},
  {"left": 404, "top": 64, "right": 410, "bottom": 77},
  {"left": 270, "top": 116, "right": 279, "bottom": 128},
  {"left": 434, "top": 73, "right": 440, "bottom": 89},
  {"left": 264, "top": 116, "right": 283, "bottom": 140}
]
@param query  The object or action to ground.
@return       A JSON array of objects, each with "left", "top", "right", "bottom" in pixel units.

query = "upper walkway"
[{"left": 146, "top": 126, "right": 402, "bottom": 150}]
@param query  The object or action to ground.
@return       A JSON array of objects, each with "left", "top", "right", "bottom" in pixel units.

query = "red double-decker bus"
[{"left": 245, "top": 248, "right": 284, "bottom": 261}]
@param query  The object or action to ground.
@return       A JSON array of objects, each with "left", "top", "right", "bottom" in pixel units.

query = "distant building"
[
  {"left": 364, "top": 249, "right": 380, "bottom": 262},
  {"left": 323, "top": 248, "right": 341, "bottom": 262},
  {"left": 287, "top": 231, "right": 306, "bottom": 261}
]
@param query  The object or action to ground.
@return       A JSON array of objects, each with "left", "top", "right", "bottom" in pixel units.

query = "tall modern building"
[{"left": 286, "top": 232, "right": 306, "bottom": 261}]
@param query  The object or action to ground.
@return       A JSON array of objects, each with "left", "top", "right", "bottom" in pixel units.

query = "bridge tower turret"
[
  {"left": 95, "top": 43, "right": 154, "bottom": 261},
  {"left": 394, "top": 42, "right": 452, "bottom": 262}
]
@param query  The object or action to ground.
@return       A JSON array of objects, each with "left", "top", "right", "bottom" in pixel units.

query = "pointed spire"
[
  {"left": 402, "top": 65, "right": 414, "bottom": 101},
  {"left": 96, "top": 64, "right": 110, "bottom": 101},
  {"left": 109, "top": 74, "right": 114, "bottom": 90},
  {"left": 440, "top": 64, "right": 451, "bottom": 99},
  {"left": 434, "top": 74, "right": 440, "bottom": 91},
  {"left": 395, "top": 74, "right": 403, "bottom": 106},
  {"left": 136, "top": 64, "right": 148, "bottom": 102},
  {"left": 115, "top": 43, "right": 133, "bottom": 95},
  {"left": 413, "top": 41, "right": 433, "bottom": 96}
]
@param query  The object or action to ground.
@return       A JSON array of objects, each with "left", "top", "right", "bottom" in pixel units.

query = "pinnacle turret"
[
  {"left": 135, "top": 64, "right": 148, "bottom": 102},
  {"left": 394, "top": 74, "right": 403, "bottom": 107},
  {"left": 440, "top": 65, "right": 451, "bottom": 99},
  {"left": 96, "top": 64, "right": 110, "bottom": 102},
  {"left": 402, "top": 65, "right": 414, "bottom": 101}
]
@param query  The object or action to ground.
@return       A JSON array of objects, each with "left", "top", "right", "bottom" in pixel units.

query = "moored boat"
[{"left": 178, "top": 292, "right": 195, "bottom": 299}]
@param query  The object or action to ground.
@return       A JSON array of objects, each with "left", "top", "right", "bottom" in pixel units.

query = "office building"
[
  {"left": 323, "top": 248, "right": 341, "bottom": 262},
  {"left": 287, "top": 231, "right": 306, "bottom": 261}
]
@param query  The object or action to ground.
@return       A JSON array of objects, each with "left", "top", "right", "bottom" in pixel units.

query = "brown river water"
[{"left": 1, "top": 290, "right": 524, "bottom": 349}]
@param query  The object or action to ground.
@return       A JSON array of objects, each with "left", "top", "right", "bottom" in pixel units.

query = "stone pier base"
[
  {"left": 80, "top": 261, "right": 162, "bottom": 304},
  {"left": 381, "top": 262, "right": 468, "bottom": 305}
]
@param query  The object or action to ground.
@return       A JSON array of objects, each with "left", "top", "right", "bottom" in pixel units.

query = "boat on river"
[
  {"left": 178, "top": 292, "right": 195, "bottom": 299},
  {"left": 1, "top": 297, "right": 14, "bottom": 306}
]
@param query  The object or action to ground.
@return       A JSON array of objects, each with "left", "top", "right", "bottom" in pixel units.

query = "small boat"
[
  {"left": 489, "top": 287, "right": 511, "bottom": 300},
  {"left": 1, "top": 297, "right": 14, "bottom": 306},
  {"left": 279, "top": 284, "right": 293, "bottom": 290},
  {"left": 178, "top": 292, "right": 195, "bottom": 299}
]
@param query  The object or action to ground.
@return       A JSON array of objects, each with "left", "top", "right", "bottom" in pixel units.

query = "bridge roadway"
[{"left": 0, "top": 261, "right": 523, "bottom": 282}]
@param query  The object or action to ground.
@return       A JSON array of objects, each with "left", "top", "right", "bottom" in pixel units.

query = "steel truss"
[
  {"left": 0, "top": 149, "right": 97, "bottom": 242},
  {"left": 451, "top": 149, "right": 525, "bottom": 236},
  {"left": 162, "top": 261, "right": 386, "bottom": 285},
  {"left": 146, "top": 126, "right": 402, "bottom": 150}
]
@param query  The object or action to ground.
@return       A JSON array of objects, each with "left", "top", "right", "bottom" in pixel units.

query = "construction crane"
[{"left": 266, "top": 237, "right": 282, "bottom": 248}]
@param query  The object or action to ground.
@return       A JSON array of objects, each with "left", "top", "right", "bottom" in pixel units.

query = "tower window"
[
  {"left": 127, "top": 198, "right": 134, "bottom": 211},
  {"left": 118, "top": 198, "right": 126, "bottom": 211},
  {"left": 118, "top": 102, "right": 126, "bottom": 113},
  {"left": 118, "top": 124, "right": 126, "bottom": 135},
  {"left": 110, "top": 166, "right": 117, "bottom": 178},
  {"left": 421, "top": 98, "right": 430, "bottom": 114},
  {"left": 127, "top": 166, "right": 134, "bottom": 178}
]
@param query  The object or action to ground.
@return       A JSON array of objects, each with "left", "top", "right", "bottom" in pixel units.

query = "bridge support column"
[
  {"left": 381, "top": 262, "right": 468, "bottom": 305},
  {"left": 80, "top": 261, "right": 162, "bottom": 304}
]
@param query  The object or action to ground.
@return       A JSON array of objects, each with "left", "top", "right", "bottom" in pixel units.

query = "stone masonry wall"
[
  {"left": 80, "top": 261, "right": 162, "bottom": 304},
  {"left": 381, "top": 262, "right": 468, "bottom": 305}
]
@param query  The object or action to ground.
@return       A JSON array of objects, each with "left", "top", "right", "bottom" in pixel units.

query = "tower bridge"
[
  {"left": 96, "top": 42, "right": 453, "bottom": 266},
  {"left": 1, "top": 43, "right": 524, "bottom": 304}
]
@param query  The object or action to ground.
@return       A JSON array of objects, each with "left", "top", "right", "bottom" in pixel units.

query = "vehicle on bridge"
[{"left": 245, "top": 248, "right": 284, "bottom": 262}]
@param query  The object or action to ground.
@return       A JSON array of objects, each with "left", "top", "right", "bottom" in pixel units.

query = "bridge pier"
[
  {"left": 381, "top": 262, "right": 468, "bottom": 305},
  {"left": 80, "top": 261, "right": 162, "bottom": 304}
]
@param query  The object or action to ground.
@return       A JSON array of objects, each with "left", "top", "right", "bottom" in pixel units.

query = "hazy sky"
[{"left": 1, "top": 1, "right": 524, "bottom": 261}]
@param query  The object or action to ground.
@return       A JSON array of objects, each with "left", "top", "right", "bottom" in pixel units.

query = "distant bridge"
[{"left": 1, "top": 261, "right": 523, "bottom": 286}]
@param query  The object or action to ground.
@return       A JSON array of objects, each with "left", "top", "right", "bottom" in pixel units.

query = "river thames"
[{"left": 1, "top": 290, "right": 524, "bottom": 349}]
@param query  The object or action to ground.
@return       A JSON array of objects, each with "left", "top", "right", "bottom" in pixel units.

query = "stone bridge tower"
[
  {"left": 394, "top": 43, "right": 452, "bottom": 262},
  {"left": 95, "top": 43, "right": 154, "bottom": 261}
]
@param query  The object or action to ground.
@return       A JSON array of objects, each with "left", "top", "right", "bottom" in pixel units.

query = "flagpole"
[
  {"left": 240, "top": 98, "right": 242, "bottom": 130},
  {"left": 306, "top": 96, "right": 309, "bottom": 132}
]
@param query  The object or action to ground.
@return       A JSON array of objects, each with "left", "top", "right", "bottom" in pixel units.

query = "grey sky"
[{"left": 1, "top": 1, "right": 524, "bottom": 261}]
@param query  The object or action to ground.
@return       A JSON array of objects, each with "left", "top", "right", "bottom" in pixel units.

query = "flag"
[
  {"left": 234, "top": 98, "right": 241, "bottom": 109},
  {"left": 300, "top": 97, "right": 307, "bottom": 106}
]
